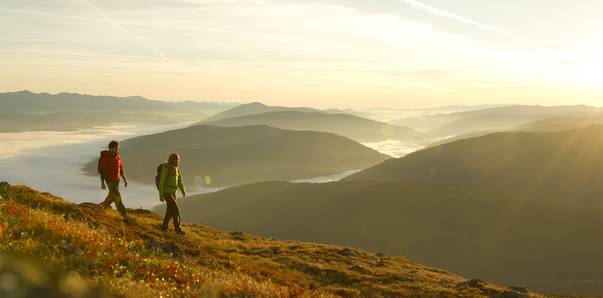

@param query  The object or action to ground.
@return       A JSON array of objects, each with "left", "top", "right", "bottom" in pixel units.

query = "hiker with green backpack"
[{"left": 157, "top": 153, "right": 186, "bottom": 234}]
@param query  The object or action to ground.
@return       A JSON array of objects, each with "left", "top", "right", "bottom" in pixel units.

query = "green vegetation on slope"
[
  {"left": 202, "top": 110, "right": 423, "bottom": 142},
  {"left": 85, "top": 125, "right": 390, "bottom": 187},
  {"left": 0, "top": 182, "right": 540, "bottom": 298}
]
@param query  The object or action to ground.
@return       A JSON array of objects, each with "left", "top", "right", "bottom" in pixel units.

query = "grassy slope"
[
  {"left": 203, "top": 111, "right": 422, "bottom": 142},
  {"left": 0, "top": 182, "right": 546, "bottom": 298},
  {"left": 85, "top": 125, "right": 389, "bottom": 188}
]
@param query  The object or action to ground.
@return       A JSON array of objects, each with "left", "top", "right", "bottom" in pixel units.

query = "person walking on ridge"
[
  {"left": 98, "top": 140, "right": 128, "bottom": 217},
  {"left": 158, "top": 153, "right": 186, "bottom": 234}
]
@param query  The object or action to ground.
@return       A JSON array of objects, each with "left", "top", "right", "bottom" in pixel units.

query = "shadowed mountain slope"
[
  {"left": 345, "top": 125, "right": 603, "bottom": 197},
  {"left": 170, "top": 126, "right": 603, "bottom": 296},
  {"left": 160, "top": 178, "right": 603, "bottom": 296}
]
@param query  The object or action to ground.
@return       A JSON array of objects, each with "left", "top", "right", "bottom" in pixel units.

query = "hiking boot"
[
  {"left": 175, "top": 229, "right": 186, "bottom": 235},
  {"left": 159, "top": 224, "right": 168, "bottom": 232}
]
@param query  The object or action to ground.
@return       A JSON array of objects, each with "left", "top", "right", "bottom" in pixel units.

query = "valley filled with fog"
[
  {"left": 0, "top": 122, "right": 217, "bottom": 208},
  {"left": 0, "top": 113, "right": 427, "bottom": 208}
]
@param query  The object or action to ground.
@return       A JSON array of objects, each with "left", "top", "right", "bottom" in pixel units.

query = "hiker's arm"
[
  {"left": 178, "top": 170, "right": 186, "bottom": 197},
  {"left": 120, "top": 163, "right": 128, "bottom": 187}
]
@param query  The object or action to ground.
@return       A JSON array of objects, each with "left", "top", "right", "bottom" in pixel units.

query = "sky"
[{"left": 0, "top": 0, "right": 602, "bottom": 109}]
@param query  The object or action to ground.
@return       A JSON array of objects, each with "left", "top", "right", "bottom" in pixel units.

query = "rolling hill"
[
  {"left": 200, "top": 102, "right": 321, "bottom": 123},
  {"left": 345, "top": 125, "right": 603, "bottom": 196},
  {"left": 85, "top": 125, "right": 390, "bottom": 188},
  {"left": 0, "top": 182, "right": 545, "bottom": 298},
  {"left": 201, "top": 110, "right": 423, "bottom": 142},
  {"left": 167, "top": 125, "right": 603, "bottom": 296}
]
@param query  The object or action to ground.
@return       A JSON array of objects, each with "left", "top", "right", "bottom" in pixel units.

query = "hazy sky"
[{"left": 1, "top": 0, "right": 602, "bottom": 108}]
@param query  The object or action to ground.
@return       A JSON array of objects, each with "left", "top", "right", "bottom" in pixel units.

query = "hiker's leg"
[
  {"left": 100, "top": 180, "right": 117, "bottom": 208},
  {"left": 162, "top": 193, "right": 174, "bottom": 229},
  {"left": 113, "top": 190, "right": 127, "bottom": 216},
  {"left": 99, "top": 194, "right": 112, "bottom": 208},
  {"left": 164, "top": 193, "right": 180, "bottom": 230},
  {"left": 170, "top": 194, "right": 181, "bottom": 231}
]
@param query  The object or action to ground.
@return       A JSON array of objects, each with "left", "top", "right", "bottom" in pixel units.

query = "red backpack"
[{"left": 98, "top": 150, "right": 122, "bottom": 180}]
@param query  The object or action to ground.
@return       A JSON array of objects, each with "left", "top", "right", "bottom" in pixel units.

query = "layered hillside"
[
  {"left": 171, "top": 126, "right": 603, "bottom": 296},
  {"left": 0, "top": 182, "right": 542, "bottom": 298},
  {"left": 202, "top": 110, "right": 423, "bottom": 142},
  {"left": 85, "top": 125, "right": 390, "bottom": 187},
  {"left": 345, "top": 125, "right": 603, "bottom": 197}
]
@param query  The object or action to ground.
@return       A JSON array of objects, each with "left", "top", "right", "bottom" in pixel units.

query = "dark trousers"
[
  {"left": 162, "top": 193, "right": 181, "bottom": 231},
  {"left": 100, "top": 180, "right": 126, "bottom": 216}
]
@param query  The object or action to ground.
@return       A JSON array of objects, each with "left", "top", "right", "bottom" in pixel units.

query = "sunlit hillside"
[{"left": 0, "top": 182, "right": 548, "bottom": 298}]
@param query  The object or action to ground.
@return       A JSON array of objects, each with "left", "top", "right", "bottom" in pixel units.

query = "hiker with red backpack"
[
  {"left": 157, "top": 153, "right": 186, "bottom": 234},
  {"left": 98, "top": 140, "right": 128, "bottom": 217}
]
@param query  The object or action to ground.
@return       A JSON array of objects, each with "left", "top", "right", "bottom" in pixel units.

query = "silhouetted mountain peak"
[{"left": 240, "top": 101, "right": 267, "bottom": 108}]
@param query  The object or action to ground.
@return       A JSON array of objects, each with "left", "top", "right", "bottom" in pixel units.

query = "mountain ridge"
[{"left": 202, "top": 110, "right": 424, "bottom": 142}]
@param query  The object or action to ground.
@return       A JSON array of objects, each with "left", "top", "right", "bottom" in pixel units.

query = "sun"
[{"left": 570, "top": 40, "right": 603, "bottom": 88}]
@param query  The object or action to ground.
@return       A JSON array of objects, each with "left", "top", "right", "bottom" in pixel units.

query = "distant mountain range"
[
  {"left": 0, "top": 90, "right": 235, "bottom": 115},
  {"left": 391, "top": 104, "right": 600, "bottom": 137},
  {"left": 0, "top": 90, "right": 238, "bottom": 132},
  {"left": 85, "top": 125, "right": 389, "bottom": 187},
  {"left": 199, "top": 104, "right": 424, "bottom": 142},
  {"left": 163, "top": 125, "right": 603, "bottom": 296},
  {"left": 516, "top": 114, "right": 603, "bottom": 132}
]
